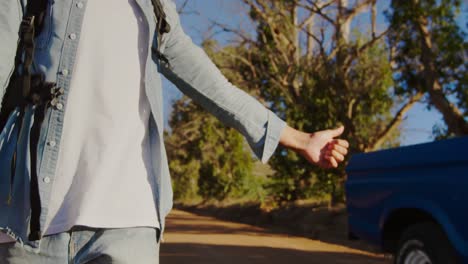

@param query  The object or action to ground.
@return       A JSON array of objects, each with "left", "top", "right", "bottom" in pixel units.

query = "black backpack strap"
[
  {"left": 151, "top": 0, "right": 171, "bottom": 41},
  {"left": 22, "top": 0, "right": 50, "bottom": 242},
  {"left": 19, "top": 16, "right": 36, "bottom": 99},
  {"left": 0, "top": 0, "right": 49, "bottom": 120},
  {"left": 20, "top": 0, "right": 49, "bottom": 99},
  {"left": 151, "top": 0, "right": 171, "bottom": 66},
  {"left": 26, "top": 0, "right": 49, "bottom": 36},
  {"left": 0, "top": 0, "right": 49, "bottom": 242}
]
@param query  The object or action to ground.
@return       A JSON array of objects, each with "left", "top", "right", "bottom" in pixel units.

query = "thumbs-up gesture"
[{"left": 279, "top": 125, "right": 349, "bottom": 169}]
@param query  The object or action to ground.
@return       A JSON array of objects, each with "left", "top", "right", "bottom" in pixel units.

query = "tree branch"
[
  {"left": 343, "top": 28, "right": 389, "bottom": 73},
  {"left": 366, "top": 92, "right": 424, "bottom": 152},
  {"left": 299, "top": 0, "right": 335, "bottom": 25}
]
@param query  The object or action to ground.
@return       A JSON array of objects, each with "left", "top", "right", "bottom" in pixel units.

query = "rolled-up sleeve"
[
  {"left": 159, "top": 0, "right": 286, "bottom": 164},
  {"left": 0, "top": 0, "right": 22, "bottom": 100}
]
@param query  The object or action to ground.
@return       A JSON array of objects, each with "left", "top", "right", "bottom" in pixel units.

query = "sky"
[{"left": 162, "top": 0, "right": 467, "bottom": 147}]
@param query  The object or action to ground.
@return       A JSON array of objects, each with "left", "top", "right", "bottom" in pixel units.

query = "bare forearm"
[{"left": 279, "top": 124, "right": 310, "bottom": 152}]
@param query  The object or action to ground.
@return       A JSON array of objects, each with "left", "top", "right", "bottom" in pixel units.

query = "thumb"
[{"left": 329, "top": 126, "right": 344, "bottom": 138}]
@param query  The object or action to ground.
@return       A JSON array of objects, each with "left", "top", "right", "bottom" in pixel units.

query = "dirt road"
[{"left": 160, "top": 209, "right": 390, "bottom": 264}]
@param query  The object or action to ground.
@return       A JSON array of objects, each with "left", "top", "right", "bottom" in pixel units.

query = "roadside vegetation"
[{"left": 164, "top": 0, "right": 467, "bottom": 207}]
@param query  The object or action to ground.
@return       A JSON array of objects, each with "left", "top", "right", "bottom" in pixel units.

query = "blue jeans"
[{"left": 0, "top": 226, "right": 160, "bottom": 263}]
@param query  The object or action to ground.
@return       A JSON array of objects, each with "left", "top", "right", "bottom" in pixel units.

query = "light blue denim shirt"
[{"left": 0, "top": 0, "right": 287, "bottom": 252}]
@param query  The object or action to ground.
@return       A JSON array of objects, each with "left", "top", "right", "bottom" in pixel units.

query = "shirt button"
[
  {"left": 43, "top": 177, "right": 51, "bottom": 183},
  {"left": 48, "top": 140, "right": 56, "bottom": 147},
  {"left": 61, "top": 69, "right": 69, "bottom": 76},
  {"left": 76, "top": 2, "right": 84, "bottom": 8},
  {"left": 56, "top": 103, "right": 64, "bottom": 110},
  {"left": 69, "top": 33, "right": 77, "bottom": 40}
]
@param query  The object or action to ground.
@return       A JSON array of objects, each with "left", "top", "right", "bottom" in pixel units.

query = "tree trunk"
[
  {"left": 416, "top": 14, "right": 468, "bottom": 135},
  {"left": 338, "top": 0, "right": 351, "bottom": 43},
  {"left": 427, "top": 83, "right": 468, "bottom": 135},
  {"left": 306, "top": 22, "right": 314, "bottom": 59},
  {"left": 328, "top": 182, "right": 337, "bottom": 209}
]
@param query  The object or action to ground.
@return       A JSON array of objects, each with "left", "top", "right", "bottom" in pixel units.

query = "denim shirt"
[{"left": 0, "top": 0, "right": 286, "bottom": 252}]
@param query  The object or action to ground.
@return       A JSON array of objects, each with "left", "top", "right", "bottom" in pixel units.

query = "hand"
[
  {"left": 279, "top": 125, "right": 349, "bottom": 169},
  {"left": 299, "top": 126, "right": 349, "bottom": 168}
]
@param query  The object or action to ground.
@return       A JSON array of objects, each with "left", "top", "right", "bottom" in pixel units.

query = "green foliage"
[
  {"left": 388, "top": 0, "right": 465, "bottom": 91},
  {"left": 387, "top": 0, "right": 467, "bottom": 136},
  {"left": 165, "top": 98, "right": 202, "bottom": 201},
  {"left": 166, "top": 95, "right": 257, "bottom": 202},
  {"left": 201, "top": 1, "right": 398, "bottom": 204},
  {"left": 168, "top": 0, "right": 466, "bottom": 206},
  {"left": 196, "top": 115, "right": 254, "bottom": 200},
  {"left": 266, "top": 40, "right": 396, "bottom": 203}
]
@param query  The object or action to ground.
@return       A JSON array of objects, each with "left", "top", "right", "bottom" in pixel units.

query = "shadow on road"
[
  {"left": 164, "top": 212, "right": 273, "bottom": 236},
  {"left": 160, "top": 210, "right": 391, "bottom": 264},
  {"left": 175, "top": 204, "right": 384, "bottom": 253},
  {"left": 161, "top": 243, "right": 387, "bottom": 264}
]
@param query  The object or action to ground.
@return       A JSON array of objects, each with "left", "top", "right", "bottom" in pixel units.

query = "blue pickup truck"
[{"left": 346, "top": 136, "right": 468, "bottom": 264}]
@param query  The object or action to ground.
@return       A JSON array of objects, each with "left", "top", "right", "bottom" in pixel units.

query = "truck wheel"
[{"left": 395, "top": 222, "right": 458, "bottom": 264}]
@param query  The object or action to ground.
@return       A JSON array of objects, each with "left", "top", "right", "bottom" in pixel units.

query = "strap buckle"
[
  {"left": 27, "top": 75, "right": 60, "bottom": 106},
  {"left": 20, "top": 16, "right": 35, "bottom": 36},
  {"left": 20, "top": 16, "right": 36, "bottom": 46}
]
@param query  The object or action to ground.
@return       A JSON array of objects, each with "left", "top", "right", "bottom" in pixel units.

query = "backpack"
[{"left": 0, "top": 0, "right": 171, "bottom": 241}]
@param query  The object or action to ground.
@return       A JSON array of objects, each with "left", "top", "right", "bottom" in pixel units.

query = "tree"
[
  {"left": 206, "top": 0, "right": 408, "bottom": 205},
  {"left": 165, "top": 98, "right": 202, "bottom": 201},
  {"left": 387, "top": 0, "right": 467, "bottom": 137}
]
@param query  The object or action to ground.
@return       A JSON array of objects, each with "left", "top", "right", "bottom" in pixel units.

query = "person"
[{"left": 0, "top": 0, "right": 349, "bottom": 263}]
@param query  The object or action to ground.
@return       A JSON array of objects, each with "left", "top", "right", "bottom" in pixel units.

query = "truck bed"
[{"left": 345, "top": 136, "right": 468, "bottom": 261}]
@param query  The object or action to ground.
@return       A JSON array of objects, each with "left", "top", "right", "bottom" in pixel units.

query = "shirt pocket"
[{"left": 34, "top": 0, "right": 53, "bottom": 50}]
